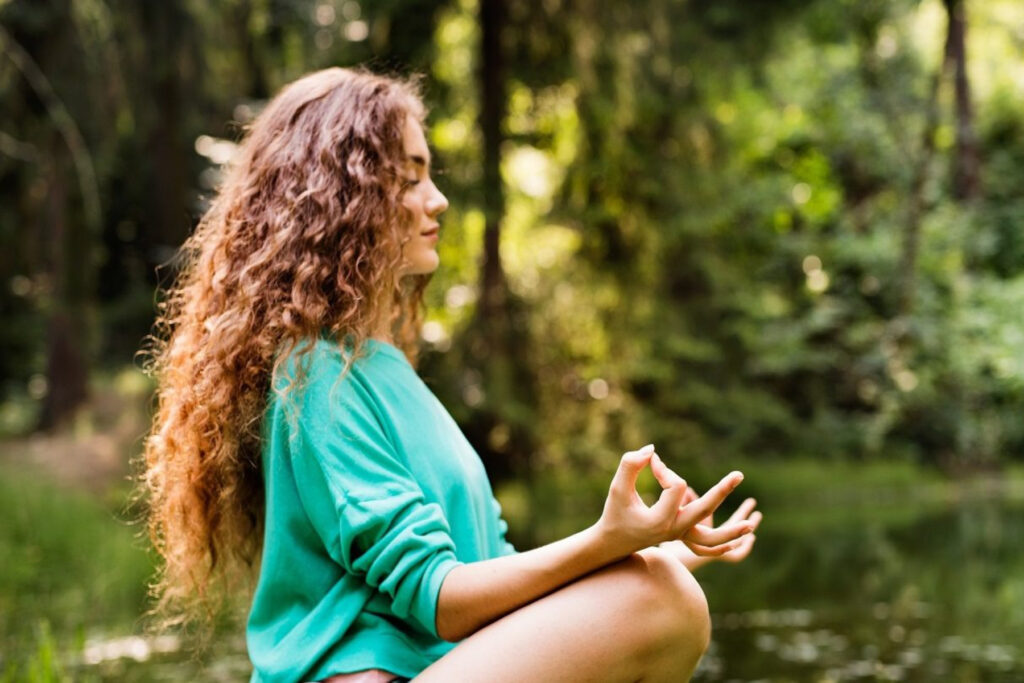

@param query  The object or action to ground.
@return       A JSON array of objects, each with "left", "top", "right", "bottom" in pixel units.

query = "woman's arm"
[{"left": 435, "top": 446, "right": 753, "bottom": 641}]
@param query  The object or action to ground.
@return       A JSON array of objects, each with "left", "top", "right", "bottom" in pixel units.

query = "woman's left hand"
[{"left": 661, "top": 491, "right": 762, "bottom": 571}]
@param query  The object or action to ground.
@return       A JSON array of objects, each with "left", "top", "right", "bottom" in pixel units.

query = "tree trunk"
[
  {"left": 461, "top": 0, "right": 539, "bottom": 485},
  {"left": 899, "top": 14, "right": 955, "bottom": 316},
  {"left": 944, "top": 0, "right": 981, "bottom": 201},
  {"left": 6, "top": 0, "right": 97, "bottom": 430},
  {"left": 140, "top": 1, "right": 191, "bottom": 263},
  {"left": 39, "top": 139, "right": 89, "bottom": 430},
  {"left": 237, "top": 0, "right": 269, "bottom": 99},
  {"left": 478, "top": 0, "right": 508, "bottom": 323}
]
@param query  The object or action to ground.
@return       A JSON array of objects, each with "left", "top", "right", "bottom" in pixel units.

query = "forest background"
[{"left": 1, "top": 0, "right": 1023, "bottom": 680}]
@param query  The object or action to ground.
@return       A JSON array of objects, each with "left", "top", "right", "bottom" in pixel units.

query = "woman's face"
[{"left": 398, "top": 115, "right": 449, "bottom": 276}]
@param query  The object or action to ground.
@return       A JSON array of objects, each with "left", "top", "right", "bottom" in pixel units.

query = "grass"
[
  {"left": 0, "top": 367, "right": 257, "bottom": 681},
  {"left": 0, "top": 460, "right": 152, "bottom": 680}
]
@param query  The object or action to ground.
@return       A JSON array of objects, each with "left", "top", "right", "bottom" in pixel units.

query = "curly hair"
[{"left": 139, "top": 67, "right": 430, "bottom": 628}]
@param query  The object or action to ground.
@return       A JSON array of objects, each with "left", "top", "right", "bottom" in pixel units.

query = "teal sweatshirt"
[{"left": 247, "top": 337, "right": 516, "bottom": 683}]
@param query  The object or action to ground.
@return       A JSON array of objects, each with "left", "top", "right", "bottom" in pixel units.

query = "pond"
[
  {"left": 5, "top": 466, "right": 1023, "bottom": 681},
  {"left": 694, "top": 479, "right": 1024, "bottom": 681}
]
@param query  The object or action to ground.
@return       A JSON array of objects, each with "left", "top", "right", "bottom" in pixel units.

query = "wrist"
[
  {"left": 587, "top": 519, "right": 636, "bottom": 566},
  {"left": 686, "top": 554, "right": 712, "bottom": 572},
  {"left": 659, "top": 539, "right": 712, "bottom": 572}
]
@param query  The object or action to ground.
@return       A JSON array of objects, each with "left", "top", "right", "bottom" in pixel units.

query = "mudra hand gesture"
[
  {"left": 596, "top": 444, "right": 761, "bottom": 567},
  {"left": 674, "top": 484, "right": 761, "bottom": 567}
]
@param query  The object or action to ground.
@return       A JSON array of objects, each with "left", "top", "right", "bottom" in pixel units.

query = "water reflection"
[{"left": 695, "top": 491, "right": 1024, "bottom": 681}]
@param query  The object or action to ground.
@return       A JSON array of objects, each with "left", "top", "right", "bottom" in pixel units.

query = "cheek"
[
  {"left": 401, "top": 188, "right": 422, "bottom": 213},
  {"left": 398, "top": 198, "right": 418, "bottom": 240}
]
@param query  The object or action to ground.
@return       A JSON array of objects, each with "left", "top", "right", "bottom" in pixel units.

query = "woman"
[{"left": 141, "top": 67, "right": 761, "bottom": 683}]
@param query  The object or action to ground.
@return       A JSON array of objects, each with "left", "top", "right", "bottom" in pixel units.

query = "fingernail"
[{"left": 641, "top": 444, "right": 655, "bottom": 453}]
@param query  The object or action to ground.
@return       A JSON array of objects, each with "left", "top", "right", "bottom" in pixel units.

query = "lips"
[{"left": 420, "top": 225, "right": 440, "bottom": 237}]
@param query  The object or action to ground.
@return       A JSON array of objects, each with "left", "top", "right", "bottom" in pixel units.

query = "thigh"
[{"left": 414, "top": 549, "right": 709, "bottom": 683}]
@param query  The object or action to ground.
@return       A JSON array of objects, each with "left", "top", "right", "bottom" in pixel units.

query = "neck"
[
  {"left": 371, "top": 275, "right": 408, "bottom": 345},
  {"left": 370, "top": 305, "right": 394, "bottom": 345}
]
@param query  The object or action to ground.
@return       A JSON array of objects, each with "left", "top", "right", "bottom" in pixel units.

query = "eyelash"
[{"left": 401, "top": 165, "right": 445, "bottom": 187}]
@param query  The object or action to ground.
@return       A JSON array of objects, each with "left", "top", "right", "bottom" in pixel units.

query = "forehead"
[{"left": 401, "top": 115, "right": 430, "bottom": 163}]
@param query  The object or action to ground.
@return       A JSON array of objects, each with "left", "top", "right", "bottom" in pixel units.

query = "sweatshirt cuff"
[{"left": 420, "top": 553, "right": 462, "bottom": 640}]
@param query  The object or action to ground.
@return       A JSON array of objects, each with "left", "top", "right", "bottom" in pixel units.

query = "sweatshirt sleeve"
[{"left": 288, "top": 356, "right": 462, "bottom": 638}]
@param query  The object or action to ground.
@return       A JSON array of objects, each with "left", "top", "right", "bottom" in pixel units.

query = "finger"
[
  {"left": 650, "top": 452, "right": 686, "bottom": 490},
  {"left": 721, "top": 534, "right": 757, "bottom": 563},
  {"left": 699, "top": 492, "right": 714, "bottom": 528},
  {"left": 684, "top": 520, "right": 753, "bottom": 547},
  {"left": 746, "top": 510, "right": 763, "bottom": 532},
  {"left": 650, "top": 455, "right": 688, "bottom": 521},
  {"left": 609, "top": 445, "right": 655, "bottom": 497},
  {"left": 726, "top": 497, "right": 758, "bottom": 524},
  {"left": 682, "top": 486, "right": 699, "bottom": 506},
  {"left": 681, "top": 486, "right": 705, "bottom": 524},
  {"left": 676, "top": 471, "right": 744, "bottom": 530},
  {"left": 681, "top": 472, "right": 744, "bottom": 525},
  {"left": 651, "top": 479, "right": 688, "bottom": 523},
  {"left": 684, "top": 537, "right": 742, "bottom": 557}
]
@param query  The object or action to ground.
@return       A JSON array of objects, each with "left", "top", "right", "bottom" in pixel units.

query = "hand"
[
  {"left": 710, "top": 497, "right": 761, "bottom": 562},
  {"left": 649, "top": 452, "right": 755, "bottom": 553},
  {"left": 662, "top": 494, "right": 762, "bottom": 570},
  {"left": 596, "top": 445, "right": 751, "bottom": 559},
  {"left": 685, "top": 492, "right": 761, "bottom": 561}
]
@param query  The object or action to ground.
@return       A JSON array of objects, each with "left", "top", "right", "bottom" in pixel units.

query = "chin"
[{"left": 402, "top": 255, "right": 440, "bottom": 277}]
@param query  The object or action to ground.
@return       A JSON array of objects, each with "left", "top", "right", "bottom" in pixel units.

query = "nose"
[{"left": 426, "top": 180, "right": 449, "bottom": 217}]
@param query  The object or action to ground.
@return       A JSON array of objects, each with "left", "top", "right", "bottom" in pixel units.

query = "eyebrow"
[{"left": 407, "top": 154, "right": 431, "bottom": 170}]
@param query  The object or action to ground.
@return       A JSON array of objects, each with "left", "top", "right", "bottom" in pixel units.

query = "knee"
[{"left": 620, "top": 548, "right": 711, "bottom": 662}]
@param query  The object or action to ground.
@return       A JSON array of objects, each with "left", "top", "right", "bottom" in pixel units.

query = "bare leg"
[{"left": 416, "top": 547, "right": 710, "bottom": 683}]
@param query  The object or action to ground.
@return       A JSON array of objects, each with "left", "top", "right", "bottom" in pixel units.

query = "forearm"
[
  {"left": 435, "top": 523, "right": 625, "bottom": 641},
  {"left": 434, "top": 454, "right": 751, "bottom": 641}
]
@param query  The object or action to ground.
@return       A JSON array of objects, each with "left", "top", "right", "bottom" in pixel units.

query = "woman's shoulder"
[
  {"left": 266, "top": 336, "right": 417, "bottom": 439},
  {"left": 271, "top": 335, "right": 412, "bottom": 400},
  {"left": 277, "top": 334, "right": 406, "bottom": 369}
]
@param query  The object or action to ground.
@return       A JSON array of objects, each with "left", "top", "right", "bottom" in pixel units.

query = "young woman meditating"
[{"left": 141, "top": 67, "right": 762, "bottom": 683}]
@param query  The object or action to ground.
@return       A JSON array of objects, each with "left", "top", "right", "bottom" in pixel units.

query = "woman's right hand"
[
  {"left": 595, "top": 444, "right": 752, "bottom": 559},
  {"left": 437, "top": 444, "right": 751, "bottom": 641}
]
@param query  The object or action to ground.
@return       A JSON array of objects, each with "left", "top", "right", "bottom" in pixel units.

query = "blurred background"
[{"left": 1, "top": 0, "right": 1023, "bottom": 680}]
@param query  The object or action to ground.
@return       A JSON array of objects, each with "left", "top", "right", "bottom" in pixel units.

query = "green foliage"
[
  {"left": 3, "top": 620, "right": 66, "bottom": 683},
  {"left": 1, "top": 0, "right": 1024, "bottom": 551},
  {"left": 0, "top": 460, "right": 151, "bottom": 678},
  {"left": 3, "top": 0, "right": 1024, "bottom": 468},
  {"left": 437, "top": 0, "right": 1024, "bottom": 482}
]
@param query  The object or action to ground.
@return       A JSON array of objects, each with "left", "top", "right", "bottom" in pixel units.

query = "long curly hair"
[{"left": 140, "top": 67, "right": 430, "bottom": 628}]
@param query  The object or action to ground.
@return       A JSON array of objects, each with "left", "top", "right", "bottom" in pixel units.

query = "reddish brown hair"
[{"left": 140, "top": 67, "right": 429, "bottom": 627}]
